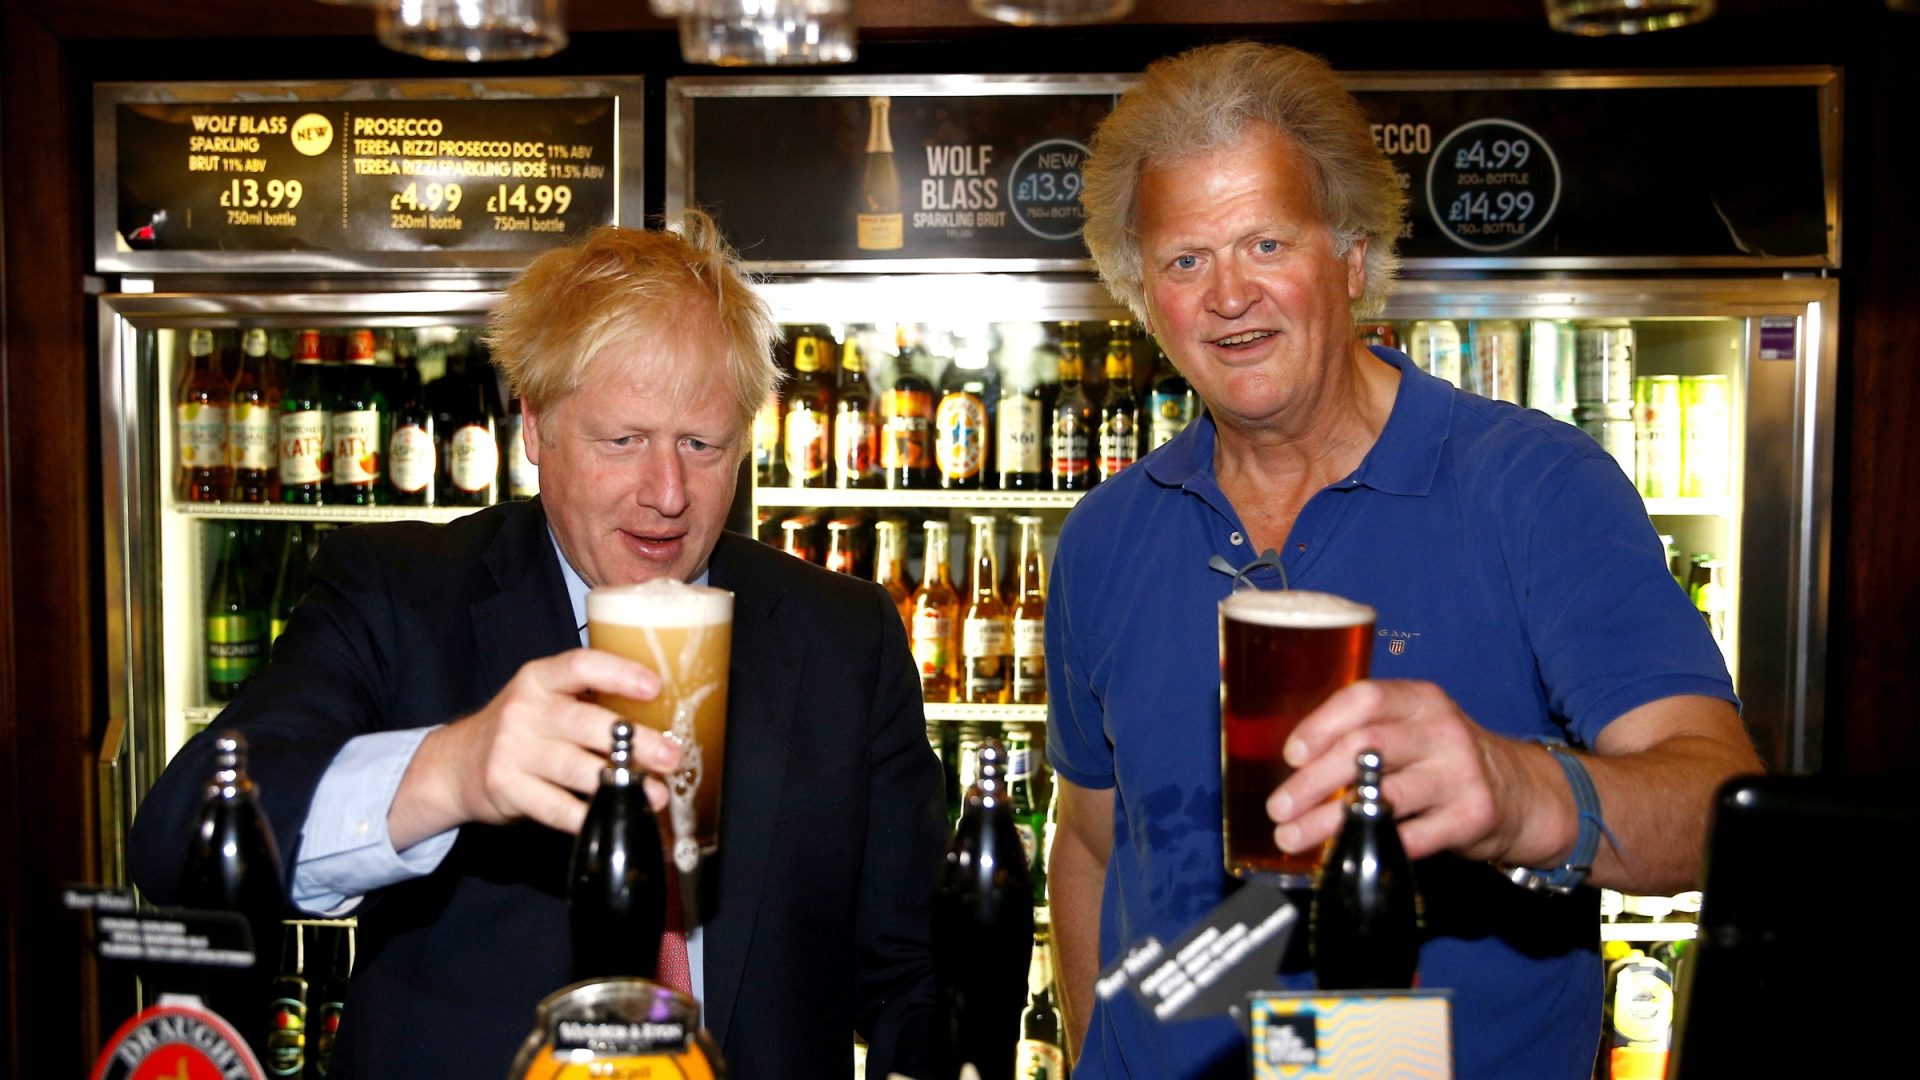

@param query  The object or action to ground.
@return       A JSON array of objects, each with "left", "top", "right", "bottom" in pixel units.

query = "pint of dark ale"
[
  {"left": 587, "top": 580, "right": 733, "bottom": 873},
  {"left": 1220, "top": 589, "right": 1374, "bottom": 886}
]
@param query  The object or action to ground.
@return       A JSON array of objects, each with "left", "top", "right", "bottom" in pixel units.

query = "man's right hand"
[{"left": 388, "top": 648, "right": 681, "bottom": 849}]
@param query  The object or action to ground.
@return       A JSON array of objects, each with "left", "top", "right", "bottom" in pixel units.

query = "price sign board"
[
  {"left": 96, "top": 79, "right": 645, "bottom": 273},
  {"left": 668, "top": 76, "right": 1126, "bottom": 271}
]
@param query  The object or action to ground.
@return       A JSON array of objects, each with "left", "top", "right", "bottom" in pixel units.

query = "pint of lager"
[
  {"left": 586, "top": 580, "right": 733, "bottom": 871},
  {"left": 1219, "top": 589, "right": 1374, "bottom": 886}
]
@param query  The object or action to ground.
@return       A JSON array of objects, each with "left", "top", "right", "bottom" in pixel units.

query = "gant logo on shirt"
[{"left": 1379, "top": 628, "right": 1420, "bottom": 656}]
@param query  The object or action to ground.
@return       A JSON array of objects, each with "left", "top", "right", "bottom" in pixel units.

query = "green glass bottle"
[{"left": 206, "top": 521, "right": 267, "bottom": 702}]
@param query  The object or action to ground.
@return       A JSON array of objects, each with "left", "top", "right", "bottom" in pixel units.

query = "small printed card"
[{"left": 1248, "top": 990, "right": 1453, "bottom": 1079}]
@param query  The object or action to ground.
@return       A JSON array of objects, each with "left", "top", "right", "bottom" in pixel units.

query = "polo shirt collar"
[{"left": 1143, "top": 345, "right": 1448, "bottom": 499}]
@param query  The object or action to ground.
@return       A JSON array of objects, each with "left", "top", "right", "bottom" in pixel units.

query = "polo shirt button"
[{"left": 1230, "top": 532, "right": 1244, "bottom": 545}]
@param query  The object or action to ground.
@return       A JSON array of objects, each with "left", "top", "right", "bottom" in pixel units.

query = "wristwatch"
[{"left": 1505, "top": 738, "right": 1608, "bottom": 895}]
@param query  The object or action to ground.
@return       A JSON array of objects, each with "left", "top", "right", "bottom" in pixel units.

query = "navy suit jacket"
[{"left": 130, "top": 499, "right": 946, "bottom": 1078}]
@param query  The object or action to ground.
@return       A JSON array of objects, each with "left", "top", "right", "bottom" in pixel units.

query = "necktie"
[{"left": 655, "top": 856, "right": 692, "bottom": 996}]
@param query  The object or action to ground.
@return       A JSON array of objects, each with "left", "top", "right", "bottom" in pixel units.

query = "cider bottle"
[
  {"left": 178, "top": 328, "right": 232, "bottom": 502},
  {"left": 960, "top": 515, "right": 1010, "bottom": 704},
  {"left": 278, "top": 330, "right": 330, "bottom": 505},
  {"left": 229, "top": 328, "right": 277, "bottom": 502},
  {"left": 873, "top": 518, "right": 915, "bottom": 638},
  {"left": 328, "top": 329, "right": 387, "bottom": 505},
  {"left": 1009, "top": 515, "right": 1047, "bottom": 705},
  {"left": 911, "top": 519, "right": 960, "bottom": 703}
]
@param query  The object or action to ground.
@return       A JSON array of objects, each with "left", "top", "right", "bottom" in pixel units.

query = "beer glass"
[
  {"left": 1220, "top": 589, "right": 1374, "bottom": 887},
  {"left": 587, "top": 580, "right": 733, "bottom": 871}
]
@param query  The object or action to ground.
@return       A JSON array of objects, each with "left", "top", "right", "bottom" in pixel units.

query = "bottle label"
[
  {"left": 857, "top": 213, "right": 903, "bottom": 250},
  {"left": 997, "top": 396, "right": 1044, "bottom": 473},
  {"left": 1148, "top": 391, "right": 1196, "bottom": 450},
  {"left": 912, "top": 612, "right": 952, "bottom": 676},
  {"left": 834, "top": 407, "right": 880, "bottom": 479},
  {"left": 1013, "top": 615, "right": 1046, "bottom": 659},
  {"left": 1014, "top": 820, "right": 1039, "bottom": 866},
  {"left": 1014, "top": 1041, "right": 1067, "bottom": 1079},
  {"left": 784, "top": 409, "right": 830, "bottom": 483},
  {"left": 278, "top": 410, "right": 330, "bottom": 485},
  {"left": 206, "top": 613, "right": 264, "bottom": 688},
  {"left": 267, "top": 997, "right": 307, "bottom": 1075},
  {"left": 882, "top": 390, "right": 934, "bottom": 470},
  {"left": 935, "top": 393, "right": 987, "bottom": 481},
  {"left": 1052, "top": 413, "right": 1091, "bottom": 478},
  {"left": 231, "top": 402, "right": 275, "bottom": 471},
  {"left": 506, "top": 419, "right": 540, "bottom": 498},
  {"left": 177, "top": 403, "right": 230, "bottom": 468},
  {"left": 450, "top": 424, "right": 500, "bottom": 492},
  {"left": 331, "top": 410, "right": 381, "bottom": 485},
  {"left": 388, "top": 423, "right": 436, "bottom": 494},
  {"left": 962, "top": 616, "right": 1011, "bottom": 657},
  {"left": 312, "top": 1001, "right": 343, "bottom": 1078},
  {"left": 1099, "top": 412, "right": 1138, "bottom": 476}
]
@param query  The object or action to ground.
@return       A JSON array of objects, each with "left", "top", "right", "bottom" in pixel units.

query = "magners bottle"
[
  {"left": 568, "top": 720, "right": 668, "bottom": 982},
  {"left": 206, "top": 521, "right": 267, "bottom": 702},
  {"left": 960, "top": 515, "right": 1011, "bottom": 704},
  {"left": 911, "top": 519, "right": 960, "bottom": 703}
]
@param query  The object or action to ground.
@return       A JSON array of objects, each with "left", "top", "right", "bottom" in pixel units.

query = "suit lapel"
[
  {"left": 471, "top": 500, "right": 580, "bottom": 702},
  {"left": 699, "top": 532, "right": 801, "bottom": 1041}
]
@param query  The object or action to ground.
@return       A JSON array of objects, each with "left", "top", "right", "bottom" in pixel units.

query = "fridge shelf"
[
  {"left": 924, "top": 703, "right": 1046, "bottom": 724},
  {"left": 1601, "top": 922, "right": 1698, "bottom": 943},
  {"left": 175, "top": 503, "right": 489, "bottom": 526},
  {"left": 755, "top": 487, "right": 1084, "bottom": 511},
  {"left": 1644, "top": 497, "right": 1735, "bottom": 518}
]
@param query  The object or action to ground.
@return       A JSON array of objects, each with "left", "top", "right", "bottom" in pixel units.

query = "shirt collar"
[
  {"left": 1140, "top": 345, "right": 1448, "bottom": 498},
  {"left": 551, "top": 529, "right": 711, "bottom": 645}
]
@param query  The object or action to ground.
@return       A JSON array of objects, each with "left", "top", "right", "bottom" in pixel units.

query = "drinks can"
[
  {"left": 1526, "top": 319, "right": 1577, "bottom": 422},
  {"left": 1634, "top": 375, "right": 1684, "bottom": 499},
  {"left": 1468, "top": 320, "right": 1524, "bottom": 404},
  {"left": 1681, "top": 374, "right": 1732, "bottom": 498},
  {"left": 1405, "top": 320, "right": 1463, "bottom": 388},
  {"left": 1576, "top": 320, "right": 1635, "bottom": 406},
  {"left": 1575, "top": 403, "right": 1636, "bottom": 484}
]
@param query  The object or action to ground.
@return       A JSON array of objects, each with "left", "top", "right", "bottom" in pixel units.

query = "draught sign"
[{"left": 1424, "top": 119, "right": 1562, "bottom": 253}]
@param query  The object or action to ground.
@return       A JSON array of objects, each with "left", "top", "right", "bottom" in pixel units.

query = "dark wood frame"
[{"left": 6, "top": 0, "right": 1914, "bottom": 1072}]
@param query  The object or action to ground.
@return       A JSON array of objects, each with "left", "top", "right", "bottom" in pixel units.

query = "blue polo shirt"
[{"left": 1046, "top": 347, "right": 1735, "bottom": 1080}]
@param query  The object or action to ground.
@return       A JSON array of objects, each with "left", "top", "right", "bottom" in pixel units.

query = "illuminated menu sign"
[{"left": 98, "top": 81, "right": 640, "bottom": 271}]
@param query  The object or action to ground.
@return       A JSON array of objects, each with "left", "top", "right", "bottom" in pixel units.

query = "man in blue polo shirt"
[{"left": 1048, "top": 42, "right": 1762, "bottom": 1079}]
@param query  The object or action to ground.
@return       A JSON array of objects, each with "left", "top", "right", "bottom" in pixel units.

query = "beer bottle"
[
  {"left": 178, "top": 731, "right": 286, "bottom": 1061},
  {"left": 230, "top": 328, "right": 277, "bottom": 502},
  {"left": 503, "top": 394, "right": 540, "bottom": 500},
  {"left": 179, "top": 328, "right": 233, "bottom": 503},
  {"left": 936, "top": 740, "right": 1034, "bottom": 1080},
  {"left": 883, "top": 325, "right": 937, "bottom": 490},
  {"left": 784, "top": 330, "right": 834, "bottom": 489},
  {"left": 269, "top": 522, "right": 310, "bottom": 647},
  {"left": 960, "top": 515, "right": 1011, "bottom": 704},
  {"left": 1098, "top": 320, "right": 1141, "bottom": 482},
  {"left": 1004, "top": 724, "right": 1047, "bottom": 909},
  {"left": 873, "top": 518, "right": 915, "bottom": 638},
  {"left": 1013, "top": 928, "right": 1068, "bottom": 1080},
  {"left": 996, "top": 326, "right": 1048, "bottom": 491},
  {"left": 825, "top": 518, "right": 859, "bottom": 576},
  {"left": 266, "top": 924, "right": 308, "bottom": 1078},
  {"left": 386, "top": 367, "right": 437, "bottom": 506},
  {"left": 1009, "top": 515, "right": 1047, "bottom": 705},
  {"left": 309, "top": 925, "right": 353, "bottom": 1080},
  {"left": 569, "top": 720, "right": 668, "bottom": 982},
  {"left": 1311, "top": 750, "right": 1420, "bottom": 991},
  {"left": 279, "top": 330, "right": 330, "bottom": 505},
  {"left": 1050, "top": 321, "right": 1098, "bottom": 491},
  {"left": 329, "top": 330, "right": 387, "bottom": 505},
  {"left": 443, "top": 349, "right": 501, "bottom": 507},
  {"left": 834, "top": 335, "right": 884, "bottom": 489},
  {"left": 779, "top": 515, "right": 819, "bottom": 564},
  {"left": 911, "top": 519, "right": 961, "bottom": 703},
  {"left": 936, "top": 336, "right": 994, "bottom": 491},
  {"left": 1146, "top": 335, "right": 1199, "bottom": 451},
  {"left": 207, "top": 521, "right": 267, "bottom": 702}
]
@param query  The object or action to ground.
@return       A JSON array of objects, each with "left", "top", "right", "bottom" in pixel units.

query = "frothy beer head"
[
  {"left": 1220, "top": 589, "right": 1374, "bottom": 629},
  {"left": 586, "top": 579, "right": 733, "bottom": 628}
]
